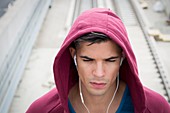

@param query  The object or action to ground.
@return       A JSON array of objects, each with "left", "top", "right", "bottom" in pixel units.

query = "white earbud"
[
  {"left": 120, "top": 57, "right": 124, "bottom": 66},
  {"left": 74, "top": 55, "right": 77, "bottom": 67}
]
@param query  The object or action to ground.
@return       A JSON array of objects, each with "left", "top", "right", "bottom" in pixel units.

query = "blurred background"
[{"left": 0, "top": 0, "right": 170, "bottom": 113}]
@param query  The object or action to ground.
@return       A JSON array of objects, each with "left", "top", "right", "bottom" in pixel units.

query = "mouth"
[{"left": 90, "top": 82, "right": 106, "bottom": 89}]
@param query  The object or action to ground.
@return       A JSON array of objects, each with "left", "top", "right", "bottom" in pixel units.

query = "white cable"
[
  {"left": 79, "top": 76, "right": 119, "bottom": 113},
  {"left": 79, "top": 78, "right": 90, "bottom": 113},
  {"left": 106, "top": 75, "right": 119, "bottom": 113}
]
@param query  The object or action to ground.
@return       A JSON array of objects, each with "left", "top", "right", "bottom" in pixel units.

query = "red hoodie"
[{"left": 26, "top": 8, "right": 170, "bottom": 113}]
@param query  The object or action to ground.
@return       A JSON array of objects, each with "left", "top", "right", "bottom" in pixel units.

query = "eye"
[
  {"left": 80, "top": 56, "right": 94, "bottom": 62},
  {"left": 105, "top": 59, "right": 116, "bottom": 62},
  {"left": 105, "top": 56, "right": 120, "bottom": 63},
  {"left": 82, "top": 59, "right": 93, "bottom": 62}
]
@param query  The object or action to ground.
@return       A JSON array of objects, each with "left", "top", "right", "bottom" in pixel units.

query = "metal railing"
[
  {"left": 0, "top": 0, "right": 52, "bottom": 113},
  {"left": 130, "top": 0, "right": 170, "bottom": 102}
]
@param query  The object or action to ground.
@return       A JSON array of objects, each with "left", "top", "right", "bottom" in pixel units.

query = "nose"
[{"left": 93, "top": 62, "right": 105, "bottom": 77}]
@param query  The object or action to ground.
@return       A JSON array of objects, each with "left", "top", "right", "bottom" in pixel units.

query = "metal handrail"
[
  {"left": 0, "top": 0, "right": 52, "bottom": 112},
  {"left": 130, "top": 0, "right": 170, "bottom": 102}
]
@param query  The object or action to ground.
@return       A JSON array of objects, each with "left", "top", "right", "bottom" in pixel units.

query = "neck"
[
  {"left": 81, "top": 84, "right": 116, "bottom": 105},
  {"left": 79, "top": 77, "right": 119, "bottom": 113}
]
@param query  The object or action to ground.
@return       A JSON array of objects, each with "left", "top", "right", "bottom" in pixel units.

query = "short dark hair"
[{"left": 73, "top": 32, "right": 111, "bottom": 49}]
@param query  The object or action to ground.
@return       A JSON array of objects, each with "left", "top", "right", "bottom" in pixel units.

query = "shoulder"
[
  {"left": 26, "top": 88, "right": 64, "bottom": 113},
  {"left": 144, "top": 87, "right": 170, "bottom": 113}
]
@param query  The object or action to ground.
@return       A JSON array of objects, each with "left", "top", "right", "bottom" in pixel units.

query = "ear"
[{"left": 69, "top": 47, "right": 76, "bottom": 58}]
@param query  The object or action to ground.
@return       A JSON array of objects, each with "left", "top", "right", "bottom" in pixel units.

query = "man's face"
[{"left": 70, "top": 40, "right": 122, "bottom": 96}]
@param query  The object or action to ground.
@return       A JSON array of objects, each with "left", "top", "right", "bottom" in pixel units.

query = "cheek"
[
  {"left": 77, "top": 59, "right": 92, "bottom": 74},
  {"left": 77, "top": 64, "right": 91, "bottom": 81},
  {"left": 105, "top": 64, "right": 120, "bottom": 78},
  {"left": 108, "top": 64, "right": 120, "bottom": 73}
]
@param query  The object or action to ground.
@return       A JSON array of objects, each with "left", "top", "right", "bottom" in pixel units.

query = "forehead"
[{"left": 76, "top": 40, "right": 121, "bottom": 56}]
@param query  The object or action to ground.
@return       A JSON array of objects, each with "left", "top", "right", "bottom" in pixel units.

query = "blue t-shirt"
[{"left": 68, "top": 85, "right": 134, "bottom": 113}]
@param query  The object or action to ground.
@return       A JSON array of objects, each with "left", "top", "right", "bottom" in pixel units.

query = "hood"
[{"left": 53, "top": 8, "right": 146, "bottom": 112}]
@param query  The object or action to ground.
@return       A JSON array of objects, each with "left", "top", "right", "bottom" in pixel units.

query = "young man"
[{"left": 26, "top": 8, "right": 170, "bottom": 113}]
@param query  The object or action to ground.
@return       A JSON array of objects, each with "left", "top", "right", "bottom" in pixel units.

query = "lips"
[{"left": 90, "top": 82, "right": 106, "bottom": 89}]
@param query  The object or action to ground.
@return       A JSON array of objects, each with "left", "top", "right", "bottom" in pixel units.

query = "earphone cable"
[{"left": 79, "top": 76, "right": 119, "bottom": 113}]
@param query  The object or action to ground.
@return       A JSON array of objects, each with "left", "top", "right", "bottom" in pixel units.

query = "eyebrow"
[{"left": 106, "top": 56, "right": 119, "bottom": 60}]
